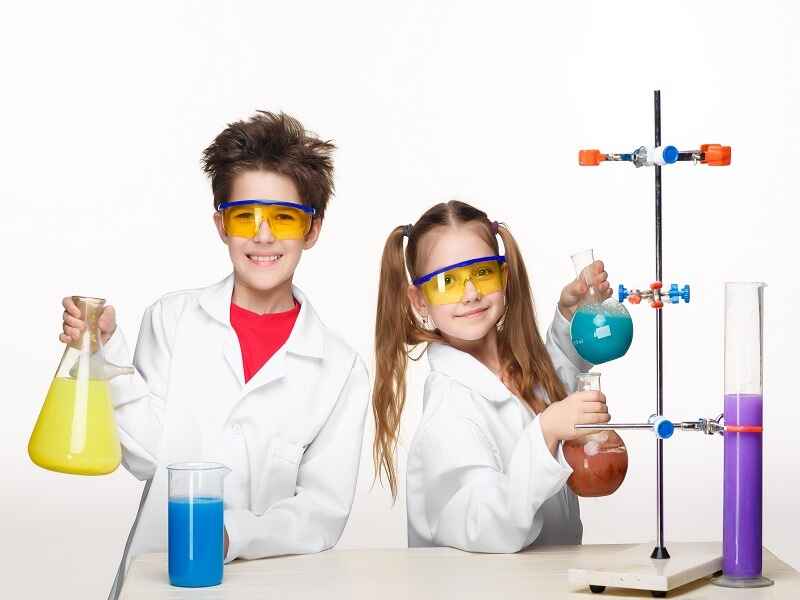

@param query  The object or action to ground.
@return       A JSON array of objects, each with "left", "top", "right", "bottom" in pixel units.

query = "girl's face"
[{"left": 408, "top": 223, "right": 507, "bottom": 342}]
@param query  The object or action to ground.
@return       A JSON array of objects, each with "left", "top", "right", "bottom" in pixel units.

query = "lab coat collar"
[
  {"left": 427, "top": 342, "right": 514, "bottom": 403},
  {"left": 199, "top": 274, "right": 325, "bottom": 360}
]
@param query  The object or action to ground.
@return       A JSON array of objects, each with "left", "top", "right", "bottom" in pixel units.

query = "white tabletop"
[{"left": 120, "top": 544, "right": 799, "bottom": 599}]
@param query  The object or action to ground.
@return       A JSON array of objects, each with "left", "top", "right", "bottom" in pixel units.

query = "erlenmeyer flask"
[
  {"left": 569, "top": 249, "right": 633, "bottom": 364},
  {"left": 28, "top": 296, "right": 133, "bottom": 475},
  {"left": 563, "top": 372, "right": 628, "bottom": 497}
]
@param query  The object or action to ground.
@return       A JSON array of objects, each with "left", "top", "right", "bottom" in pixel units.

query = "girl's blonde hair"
[{"left": 373, "top": 200, "right": 568, "bottom": 498}]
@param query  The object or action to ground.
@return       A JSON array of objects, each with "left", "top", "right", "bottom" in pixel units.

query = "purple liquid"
[{"left": 723, "top": 393, "right": 763, "bottom": 578}]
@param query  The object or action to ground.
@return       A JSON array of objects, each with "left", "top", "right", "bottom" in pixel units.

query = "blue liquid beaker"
[
  {"left": 167, "top": 462, "right": 230, "bottom": 588},
  {"left": 569, "top": 250, "right": 633, "bottom": 365}
]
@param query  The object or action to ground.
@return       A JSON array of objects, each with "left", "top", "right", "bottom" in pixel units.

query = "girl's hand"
[
  {"left": 59, "top": 296, "right": 117, "bottom": 345},
  {"left": 539, "top": 390, "right": 610, "bottom": 451},
  {"left": 558, "top": 260, "right": 612, "bottom": 320}
]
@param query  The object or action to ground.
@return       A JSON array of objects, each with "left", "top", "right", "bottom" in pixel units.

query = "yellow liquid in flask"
[{"left": 28, "top": 377, "right": 121, "bottom": 475}]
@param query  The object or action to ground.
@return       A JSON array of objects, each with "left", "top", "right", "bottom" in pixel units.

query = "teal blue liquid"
[
  {"left": 570, "top": 304, "right": 633, "bottom": 364},
  {"left": 168, "top": 497, "right": 224, "bottom": 588}
]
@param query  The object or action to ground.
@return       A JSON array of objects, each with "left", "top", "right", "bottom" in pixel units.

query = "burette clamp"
[
  {"left": 578, "top": 413, "right": 765, "bottom": 438},
  {"left": 619, "top": 282, "right": 690, "bottom": 310},
  {"left": 674, "top": 413, "right": 763, "bottom": 435},
  {"left": 674, "top": 413, "right": 726, "bottom": 435},
  {"left": 578, "top": 144, "right": 731, "bottom": 167}
]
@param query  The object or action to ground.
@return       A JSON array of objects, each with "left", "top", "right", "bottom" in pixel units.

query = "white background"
[{"left": 2, "top": 1, "right": 798, "bottom": 597}]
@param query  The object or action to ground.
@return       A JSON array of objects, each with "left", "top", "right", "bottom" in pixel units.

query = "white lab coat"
[
  {"left": 406, "top": 307, "right": 592, "bottom": 553},
  {"left": 104, "top": 275, "right": 369, "bottom": 598}
]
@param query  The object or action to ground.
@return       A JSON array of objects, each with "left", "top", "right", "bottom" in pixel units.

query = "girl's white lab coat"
[
  {"left": 104, "top": 275, "right": 369, "bottom": 598},
  {"left": 406, "top": 308, "right": 592, "bottom": 553}
]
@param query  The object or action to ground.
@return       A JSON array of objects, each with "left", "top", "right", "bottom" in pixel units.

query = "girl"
[{"left": 373, "top": 200, "right": 613, "bottom": 553}]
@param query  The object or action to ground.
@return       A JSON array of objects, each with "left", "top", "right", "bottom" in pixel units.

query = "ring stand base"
[{"left": 568, "top": 542, "right": 722, "bottom": 596}]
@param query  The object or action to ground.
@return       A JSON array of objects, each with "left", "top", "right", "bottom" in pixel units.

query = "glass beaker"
[
  {"left": 712, "top": 283, "right": 773, "bottom": 588},
  {"left": 28, "top": 296, "right": 133, "bottom": 475},
  {"left": 168, "top": 462, "right": 231, "bottom": 588},
  {"left": 563, "top": 372, "right": 628, "bottom": 497},
  {"left": 569, "top": 249, "right": 633, "bottom": 364}
]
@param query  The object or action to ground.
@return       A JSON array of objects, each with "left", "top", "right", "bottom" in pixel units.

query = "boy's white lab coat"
[
  {"left": 406, "top": 308, "right": 591, "bottom": 553},
  {"left": 104, "top": 275, "right": 369, "bottom": 598}
]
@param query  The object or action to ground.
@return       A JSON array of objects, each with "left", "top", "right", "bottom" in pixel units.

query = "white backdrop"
[{"left": 2, "top": 1, "right": 798, "bottom": 597}]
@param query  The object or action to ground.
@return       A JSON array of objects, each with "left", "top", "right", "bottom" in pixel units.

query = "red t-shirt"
[{"left": 230, "top": 300, "right": 301, "bottom": 382}]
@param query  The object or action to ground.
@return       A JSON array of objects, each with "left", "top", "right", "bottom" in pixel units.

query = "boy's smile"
[{"left": 246, "top": 251, "right": 284, "bottom": 266}]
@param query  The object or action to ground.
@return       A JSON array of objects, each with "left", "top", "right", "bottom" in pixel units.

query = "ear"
[
  {"left": 303, "top": 218, "right": 322, "bottom": 250},
  {"left": 407, "top": 284, "right": 429, "bottom": 318},
  {"left": 213, "top": 211, "right": 229, "bottom": 245}
]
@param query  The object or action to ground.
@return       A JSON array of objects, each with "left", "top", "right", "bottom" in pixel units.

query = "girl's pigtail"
[
  {"left": 496, "top": 223, "right": 568, "bottom": 409},
  {"left": 373, "top": 226, "right": 418, "bottom": 499}
]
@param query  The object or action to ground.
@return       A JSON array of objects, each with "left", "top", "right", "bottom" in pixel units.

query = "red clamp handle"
[
  {"left": 579, "top": 149, "right": 605, "bottom": 166},
  {"left": 701, "top": 144, "right": 732, "bottom": 166}
]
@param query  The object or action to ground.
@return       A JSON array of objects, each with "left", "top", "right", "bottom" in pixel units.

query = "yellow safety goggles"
[
  {"left": 413, "top": 255, "right": 507, "bottom": 305},
  {"left": 218, "top": 200, "right": 315, "bottom": 240}
]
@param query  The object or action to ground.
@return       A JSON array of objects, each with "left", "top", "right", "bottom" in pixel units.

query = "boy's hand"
[
  {"left": 558, "top": 260, "right": 612, "bottom": 320},
  {"left": 59, "top": 297, "right": 117, "bottom": 345},
  {"left": 539, "top": 390, "right": 610, "bottom": 453}
]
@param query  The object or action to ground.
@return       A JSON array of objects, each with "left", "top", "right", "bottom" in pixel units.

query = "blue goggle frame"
[
  {"left": 412, "top": 255, "right": 506, "bottom": 286},
  {"left": 217, "top": 199, "right": 316, "bottom": 215}
]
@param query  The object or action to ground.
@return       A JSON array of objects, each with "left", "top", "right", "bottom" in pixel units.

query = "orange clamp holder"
[
  {"left": 579, "top": 149, "right": 605, "bottom": 166},
  {"left": 651, "top": 300, "right": 664, "bottom": 309},
  {"left": 650, "top": 281, "right": 663, "bottom": 290},
  {"left": 726, "top": 425, "right": 763, "bottom": 433},
  {"left": 700, "top": 144, "right": 732, "bottom": 166},
  {"left": 629, "top": 295, "right": 641, "bottom": 305}
]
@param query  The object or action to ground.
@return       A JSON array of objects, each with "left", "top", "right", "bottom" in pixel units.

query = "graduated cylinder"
[{"left": 714, "top": 282, "right": 773, "bottom": 588}]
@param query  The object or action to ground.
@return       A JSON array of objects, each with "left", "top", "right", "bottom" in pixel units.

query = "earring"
[{"left": 422, "top": 314, "right": 431, "bottom": 329}]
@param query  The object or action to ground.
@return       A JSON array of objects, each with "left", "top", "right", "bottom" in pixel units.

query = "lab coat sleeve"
[
  {"left": 545, "top": 305, "right": 593, "bottom": 393},
  {"left": 223, "top": 355, "right": 370, "bottom": 562},
  {"left": 103, "top": 300, "right": 177, "bottom": 481},
  {"left": 419, "top": 392, "right": 573, "bottom": 553}
]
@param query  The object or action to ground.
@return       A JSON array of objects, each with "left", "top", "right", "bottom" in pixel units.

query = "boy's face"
[{"left": 213, "top": 170, "right": 321, "bottom": 294}]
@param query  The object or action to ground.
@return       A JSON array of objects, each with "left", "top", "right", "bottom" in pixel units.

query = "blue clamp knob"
[
  {"left": 662, "top": 145, "right": 679, "bottom": 164},
  {"left": 651, "top": 416, "right": 675, "bottom": 440},
  {"left": 618, "top": 284, "right": 629, "bottom": 303},
  {"left": 668, "top": 284, "right": 690, "bottom": 304}
]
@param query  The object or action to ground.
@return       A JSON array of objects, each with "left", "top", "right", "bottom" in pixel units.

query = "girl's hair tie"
[{"left": 402, "top": 224, "right": 413, "bottom": 238}]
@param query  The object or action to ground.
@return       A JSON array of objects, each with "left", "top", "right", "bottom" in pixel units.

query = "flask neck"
[{"left": 68, "top": 296, "right": 106, "bottom": 354}]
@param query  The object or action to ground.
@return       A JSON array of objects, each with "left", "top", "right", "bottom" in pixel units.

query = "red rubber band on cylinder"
[{"left": 726, "top": 425, "right": 763, "bottom": 433}]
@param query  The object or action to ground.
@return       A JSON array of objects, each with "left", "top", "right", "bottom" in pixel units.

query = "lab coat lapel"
[
  {"left": 427, "top": 342, "right": 513, "bottom": 403},
  {"left": 241, "top": 348, "right": 287, "bottom": 397},
  {"left": 241, "top": 286, "right": 324, "bottom": 397},
  {"left": 221, "top": 328, "right": 245, "bottom": 387},
  {"left": 198, "top": 274, "right": 246, "bottom": 387}
]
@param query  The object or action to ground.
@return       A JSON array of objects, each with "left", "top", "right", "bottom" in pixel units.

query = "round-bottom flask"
[{"left": 563, "top": 372, "right": 628, "bottom": 497}]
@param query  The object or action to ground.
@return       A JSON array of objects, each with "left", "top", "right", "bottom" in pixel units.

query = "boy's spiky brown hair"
[{"left": 202, "top": 111, "right": 335, "bottom": 218}]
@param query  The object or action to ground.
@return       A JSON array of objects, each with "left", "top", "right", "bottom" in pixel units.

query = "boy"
[{"left": 60, "top": 112, "right": 369, "bottom": 598}]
